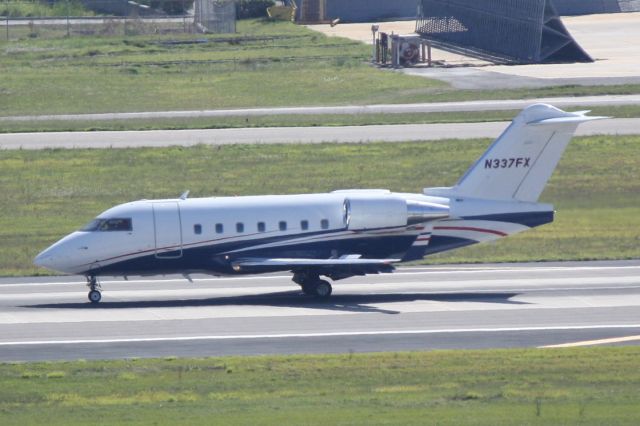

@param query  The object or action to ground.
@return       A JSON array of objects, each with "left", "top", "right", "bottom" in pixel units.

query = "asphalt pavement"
[
  {"left": 0, "top": 118, "right": 638, "bottom": 150},
  {"left": 1, "top": 260, "right": 639, "bottom": 361}
]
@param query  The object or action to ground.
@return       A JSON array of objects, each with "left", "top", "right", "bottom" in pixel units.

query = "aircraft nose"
[
  {"left": 34, "top": 244, "right": 74, "bottom": 273},
  {"left": 34, "top": 247, "right": 57, "bottom": 270}
]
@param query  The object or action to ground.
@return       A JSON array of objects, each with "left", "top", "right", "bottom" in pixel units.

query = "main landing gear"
[
  {"left": 293, "top": 272, "right": 333, "bottom": 298},
  {"left": 86, "top": 275, "right": 102, "bottom": 304}
]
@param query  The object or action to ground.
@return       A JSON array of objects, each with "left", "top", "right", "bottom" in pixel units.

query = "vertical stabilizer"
[{"left": 450, "top": 104, "right": 605, "bottom": 202}]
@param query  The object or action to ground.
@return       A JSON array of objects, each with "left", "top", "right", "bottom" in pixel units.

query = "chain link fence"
[
  {"left": 1, "top": 0, "right": 237, "bottom": 39},
  {"left": 194, "top": 0, "right": 235, "bottom": 33}
]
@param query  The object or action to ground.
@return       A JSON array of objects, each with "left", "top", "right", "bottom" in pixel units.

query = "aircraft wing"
[{"left": 231, "top": 255, "right": 400, "bottom": 276}]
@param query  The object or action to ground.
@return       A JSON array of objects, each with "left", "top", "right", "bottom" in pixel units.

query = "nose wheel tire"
[{"left": 88, "top": 289, "right": 102, "bottom": 304}]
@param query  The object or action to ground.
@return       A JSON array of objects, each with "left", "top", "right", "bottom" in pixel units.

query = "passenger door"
[{"left": 153, "top": 202, "right": 183, "bottom": 258}]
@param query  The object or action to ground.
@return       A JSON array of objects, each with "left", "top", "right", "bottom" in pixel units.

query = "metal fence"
[
  {"left": 416, "top": 0, "right": 593, "bottom": 64},
  {"left": 0, "top": 0, "right": 237, "bottom": 39},
  {"left": 194, "top": 0, "right": 235, "bottom": 33}
]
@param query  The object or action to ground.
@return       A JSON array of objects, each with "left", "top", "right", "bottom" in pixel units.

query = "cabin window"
[
  {"left": 194, "top": 224, "right": 202, "bottom": 235},
  {"left": 321, "top": 219, "right": 329, "bottom": 230},
  {"left": 215, "top": 223, "right": 223, "bottom": 234},
  {"left": 279, "top": 221, "right": 287, "bottom": 231},
  {"left": 81, "top": 218, "right": 132, "bottom": 232},
  {"left": 301, "top": 220, "right": 309, "bottom": 231},
  {"left": 257, "top": 222, "right": 266, "bottom": 232},
  {"left": 236, "top": 222, "right": 244, "bottom": 233}
]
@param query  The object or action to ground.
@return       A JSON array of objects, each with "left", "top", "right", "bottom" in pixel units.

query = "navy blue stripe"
[
  {"left": 462, "top": 211, "right": 554, "bottom": 228},
  {"left": 402, "top": 236, "right": 477, "bottom": 261},
  {"left": 88, "top": 233, "right": 417, "bottom": 277}
]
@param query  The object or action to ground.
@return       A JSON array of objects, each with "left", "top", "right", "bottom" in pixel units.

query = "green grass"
[
  {"left": 1, "top": 347, "right": 640, "bottom": 424},
  {"left": 0, "top": 0, "right": 93, "bottom": 18},
  {"left": 1, "top": 19, "right": 640, "bottom": 117},
  {"left": 0, "top": 19, "right": 443, "bottom": 115},
  {"left": 0, "top": 134, "right": 639, "bottom": 276},
  {"left": 2, "top": 105, "right": 639, "bottom": 133}
]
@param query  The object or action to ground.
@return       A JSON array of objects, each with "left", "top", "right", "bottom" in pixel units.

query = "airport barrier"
[{"left": 416, "top": 0, "right": 593, "bottom": 64}]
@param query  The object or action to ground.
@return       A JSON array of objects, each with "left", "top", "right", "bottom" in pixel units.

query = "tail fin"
[{"left": 444, "top": 104, "right": 605, "bottom": 202}]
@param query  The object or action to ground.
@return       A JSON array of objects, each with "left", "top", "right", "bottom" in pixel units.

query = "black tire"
[
  {"left": 88, "top": 290, "right": 102, "bottom": 304},
  {"left": 314, "top": 280, "right": 332, "bottom": 298},
  {"left": 301, "top": 283, "right": 316, "bottom": 296}
]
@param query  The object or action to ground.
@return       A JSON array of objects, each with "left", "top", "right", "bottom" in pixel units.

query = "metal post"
[
  {"left": 427, "top": 42, "right": 432, "bottom": 67},
  {"left": 182, "top": 0, "right": 187, "bottom": 33},
  {"left": 371, "top": 24, "right": 379, "bottom": 63},
  {"left": 66, "top": 0, "right": 71, "bottom": 37}
]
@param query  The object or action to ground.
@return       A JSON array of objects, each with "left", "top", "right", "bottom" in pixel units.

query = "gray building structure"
[
  {"left": 293, "top": 0, "right": 640, "bottom": 23},
  {"left": 294, "top": 0, "right": 417, "bottom": 22},
  {"left": 415, "top": 0, "right": 594, "bottom": 64}
]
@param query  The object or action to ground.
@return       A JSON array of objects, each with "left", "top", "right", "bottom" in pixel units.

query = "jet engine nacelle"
[{"left": 344, "top": 196, "right": 449, "bottom": 230}]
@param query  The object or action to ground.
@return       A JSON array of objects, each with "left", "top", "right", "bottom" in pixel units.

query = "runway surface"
[
  {"left": 0, "top": 118, "right": 638, "bottom": 150},
  {"left": 1, "top": 260, "right": 639, "bottom": 362},
  {"left": 2, "top": 94, "right": 639, "bottom": 122}
]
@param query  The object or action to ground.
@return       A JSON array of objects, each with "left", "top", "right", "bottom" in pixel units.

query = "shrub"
[{"left": 235, "top": 0, "right": 275, "bottom": 19}]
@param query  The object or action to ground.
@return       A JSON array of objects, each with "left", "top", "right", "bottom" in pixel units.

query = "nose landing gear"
[{"left": 86, "top": 276, "right": 102, "bottom": 304}]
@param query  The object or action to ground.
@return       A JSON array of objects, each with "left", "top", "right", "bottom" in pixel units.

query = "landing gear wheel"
[
  {"left": 301, "top": 283, "right": 316, "bottom": 296},
  {"left": 88, "top": 289, "right": 102, "bottom": 304},
  {"left": 314, "top": 280, "right": 332, "bottom": 298},
  {"left": 293, "top": 272, "right": 332, "bottom": 299},
  {"left": 86, "top": 275, "right": 102, "bottom": 304}
]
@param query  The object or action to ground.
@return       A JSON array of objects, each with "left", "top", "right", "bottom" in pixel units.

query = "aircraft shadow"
[{"left": 23, "top": 291, "right": 527, "bottom": 315}]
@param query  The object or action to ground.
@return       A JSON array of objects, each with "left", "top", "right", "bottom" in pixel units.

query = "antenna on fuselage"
[{"left": 179, "top": 190, "right": 190, "bottom": 200}]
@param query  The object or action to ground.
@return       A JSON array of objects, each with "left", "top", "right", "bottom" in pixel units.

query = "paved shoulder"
[{"left": 1, "top": 118, "right": 638, "bottom": 150}]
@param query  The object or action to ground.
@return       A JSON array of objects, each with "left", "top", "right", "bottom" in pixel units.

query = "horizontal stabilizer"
[{"left": 527, "top": 113, "right": 607, "bottom": 126}]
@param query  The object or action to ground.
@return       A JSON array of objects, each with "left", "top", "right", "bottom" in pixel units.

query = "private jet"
[{"left": 34, "top": 104, "right": 603, "bottom": 303}]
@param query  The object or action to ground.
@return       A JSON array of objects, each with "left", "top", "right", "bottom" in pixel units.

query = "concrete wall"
[
  {"left": 294, "top": 0, "right": 417, "bottom": 22},
  {"left": 325, "top": 0, "right": 417, "bottom": 21}
]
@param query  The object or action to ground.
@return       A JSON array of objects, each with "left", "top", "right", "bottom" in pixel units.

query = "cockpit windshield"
[{"left": 80, "top": 218, "right": 132, "bottom": 232}]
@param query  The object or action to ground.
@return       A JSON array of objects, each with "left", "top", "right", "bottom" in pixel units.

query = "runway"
[
  {"left": 0, "top": 118, "right": 638, "bottom": 150},
  {"left": 1, "top": 260, "right": 639, "bottom": 362}
]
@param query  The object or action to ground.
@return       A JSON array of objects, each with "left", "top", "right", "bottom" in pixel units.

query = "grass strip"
[
  {"left": 0, "top": 135, "right": 638, "bottom": 276},
  {"left": 2, "top": 105, "right": 640, "bottom": 134},
  {"left": 2, "top": 19, "right": 640, "bottom": 116},
  {"left": 1, "top": 347, "right": 640, "bottom": 425}
]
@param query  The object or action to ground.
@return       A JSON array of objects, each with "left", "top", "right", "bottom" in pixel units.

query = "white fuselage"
[
  {"left": 35, "top": 104, "right": 598, "bottom": 302},
  {"left": 34, "top": 189, "right": 552, "bottom": 277}
]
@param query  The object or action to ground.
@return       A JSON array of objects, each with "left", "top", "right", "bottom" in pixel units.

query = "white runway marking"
[
  {"left": 3, "top": 264, "right": 640, "bottom": 287},
  {"left": 2, "top": 324, "right": 640, "bottom": 346},
  {"left": 1, "top": 261, "right": 639, "bottom": 358}
]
